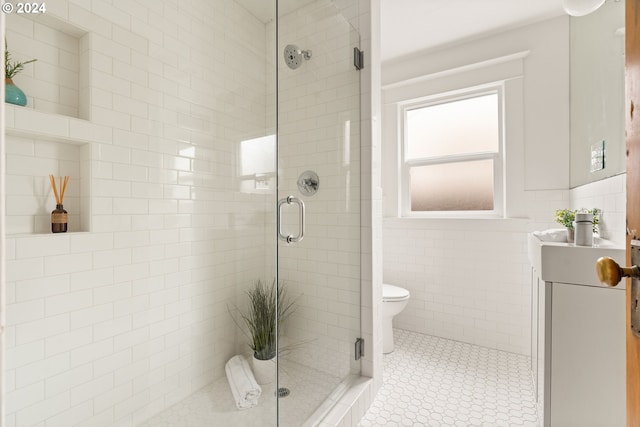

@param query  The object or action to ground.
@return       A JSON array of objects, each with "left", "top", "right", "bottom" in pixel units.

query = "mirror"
[{"left": 570, "top": 0, "right": 625, "bottom": 187}]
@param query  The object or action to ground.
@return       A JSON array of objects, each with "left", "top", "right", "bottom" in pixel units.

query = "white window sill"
[{"left": 383, "top": 216, "right": 530, "bottom": 232}]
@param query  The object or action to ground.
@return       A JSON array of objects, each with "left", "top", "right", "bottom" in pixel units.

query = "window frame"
[{"left": 399, "top": 84, "right": 505, "bottom": 218}]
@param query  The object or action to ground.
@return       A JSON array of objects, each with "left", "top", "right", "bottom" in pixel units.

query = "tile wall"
[
  {"left": 570, "top": 173, "right": 626, "bottom": 246},
  {"left": 4, "top": 1, "right": 272, "bottom": 426},
  {"left": 383, "top": 219, "right": 529, "bottom": 354}
]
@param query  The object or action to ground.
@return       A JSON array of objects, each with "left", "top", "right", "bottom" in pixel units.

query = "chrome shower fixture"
[{"left": 284, "top": 44, "right": 312, "bottom": 69}]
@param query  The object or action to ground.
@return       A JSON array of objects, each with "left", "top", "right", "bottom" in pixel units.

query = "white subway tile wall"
[
  {"left": 383, "top": 218, "right": 532, "bottom": 355},
  {"left": 4, "top": 1, "right": 272, "bottom": 426},
  {"left": 570, "top": 173, "right": 626, "bottom": 246}
]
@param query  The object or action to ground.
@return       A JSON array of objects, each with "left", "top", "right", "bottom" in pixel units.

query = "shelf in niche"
[
  {"left": 5, "top": 104, "right": 112, "bottom": 145},
  {"left": 6, "top": 231, "right": 90, "bottom": 239}
]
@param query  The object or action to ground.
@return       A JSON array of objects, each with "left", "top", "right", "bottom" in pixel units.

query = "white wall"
[
  {"left": 384, "top": 16, "right": 571, "bottom": 192},
  {"left": 381, "top": 17, "right": 573, "bottom": 356},
  {"left": 570, "top": 0, "right": 625, "bottom": 188}
]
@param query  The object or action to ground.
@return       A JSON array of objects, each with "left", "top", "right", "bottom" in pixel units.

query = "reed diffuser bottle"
[{"left": 49, "top": 175, "right": 69, "bottom": 233}]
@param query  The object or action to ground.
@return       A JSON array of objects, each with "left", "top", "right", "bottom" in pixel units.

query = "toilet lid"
[{"left": 383, "top": 284, "right": 410, "bottom": 301}]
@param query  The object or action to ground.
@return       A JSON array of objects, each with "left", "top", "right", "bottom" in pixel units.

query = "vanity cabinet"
[{"left": 528, "top": 235, "right": 625, "bottom": 427}]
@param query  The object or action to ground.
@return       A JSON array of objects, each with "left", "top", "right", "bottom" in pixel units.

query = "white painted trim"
[
  {"left": 382, "top": 50, "right": 531, "bottom": 91},
  {"left": 383, "top": 52, "right": 527, "bottom": 220}
]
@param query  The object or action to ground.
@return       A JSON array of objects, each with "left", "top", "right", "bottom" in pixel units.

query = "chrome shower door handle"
[
  {"left": 290, "top": 196, "right": 305, "bottom": 243},
  {"left": 278, "top": 195, "right": 305, "bottom": 243}
]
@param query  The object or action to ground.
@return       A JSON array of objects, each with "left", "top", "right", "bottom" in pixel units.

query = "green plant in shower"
[{"left": 240, "top": 279, "right": 297, "bottom": 361}]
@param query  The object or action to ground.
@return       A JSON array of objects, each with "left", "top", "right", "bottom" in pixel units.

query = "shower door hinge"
[
  {"left": 354, "top": 47, "right": 364, "bottom": 70},
  {"left": 355, "top": 337, "right": 364, "bottom": 360}
]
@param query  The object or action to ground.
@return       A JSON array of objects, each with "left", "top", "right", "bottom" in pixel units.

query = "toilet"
[{"left": 382, "top": 283, "right": 410, "bottom": 353}]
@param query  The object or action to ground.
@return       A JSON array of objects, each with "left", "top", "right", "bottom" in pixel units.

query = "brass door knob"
[{"left": 596, "top": 256, "right": 640, "bottom": 286}]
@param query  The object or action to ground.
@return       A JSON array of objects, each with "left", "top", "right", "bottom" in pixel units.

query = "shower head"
[{"left": 284, "top": 44, "right": 312, "bottom": 70}]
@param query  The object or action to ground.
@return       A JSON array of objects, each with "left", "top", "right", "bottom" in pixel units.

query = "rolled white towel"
[
  {"left": 225, "top": 355, "right": 262, "bottom": 409},
  {"left": 531, "top": 228, "right": 569, "bottom": 242}
]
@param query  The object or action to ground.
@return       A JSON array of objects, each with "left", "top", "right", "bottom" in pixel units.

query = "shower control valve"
[{"left": 297, "top": 170, "right": 319, "bottom": 196}]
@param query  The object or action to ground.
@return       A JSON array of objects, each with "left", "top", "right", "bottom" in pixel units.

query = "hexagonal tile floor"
[{"left": 357, "top": 329, "right": 539, "bottom": 427}]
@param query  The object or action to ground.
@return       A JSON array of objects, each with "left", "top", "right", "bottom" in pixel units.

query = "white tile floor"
[
  {"left": 137, "top": 358, "right": 340, "bottom": 427},
  {"left": 357, "top": 329, "right": 539, "bottom": 427}
]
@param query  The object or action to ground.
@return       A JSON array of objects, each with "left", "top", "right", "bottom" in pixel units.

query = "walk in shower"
[{"left": 2, "top": 0, "right": 365, "bottom": 426}]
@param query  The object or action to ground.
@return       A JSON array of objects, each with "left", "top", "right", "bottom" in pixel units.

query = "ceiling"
[
  {"left": 380, "top": 0, "right": 567, "bottom": 62},
  {"left": 234, "top": 0, "right": 316, "bottom": 23},
  {"left": 235, "top": 0, "right": 568, "bottom": 62}
]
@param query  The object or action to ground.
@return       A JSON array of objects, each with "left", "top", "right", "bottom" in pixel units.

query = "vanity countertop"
[{"left": 527, "top": 233, "right": 625, "bottom": 287}]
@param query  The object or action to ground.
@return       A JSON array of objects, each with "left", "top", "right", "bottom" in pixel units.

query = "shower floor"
[
  {"left": 358, "top": 329, "right": 539, "bottom": 427},
  {"left": 137, "top": 359, "right": 340, "bottom": 427}
]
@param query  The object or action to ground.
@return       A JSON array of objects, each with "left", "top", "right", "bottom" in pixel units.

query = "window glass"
[
  {"left": 406, "top": 93, "right": 499, "bottom": 159},
  {"left": 409, "top": 159, "right": 494, "bottom": 211}
]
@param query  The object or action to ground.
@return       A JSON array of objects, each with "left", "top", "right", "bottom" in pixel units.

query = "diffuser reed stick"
[
  {"left": 49, "top": 175, "right": 69, "bottom": 233},
  {"left": 49, "top": 175, "right": 69, "bottom": 204}
]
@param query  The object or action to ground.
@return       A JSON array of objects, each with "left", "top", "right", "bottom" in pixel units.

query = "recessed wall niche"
[
  {"left": 5, "top": 136, "right": 89, "bottom": 235},
  {"left": 5, "top": 13, "right": 90, "bottom": 120},
  {"left": 4, "top": 105, "right": 98, "bottom": 236}
]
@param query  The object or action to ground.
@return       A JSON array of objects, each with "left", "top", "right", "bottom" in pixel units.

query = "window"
[{"left": 401, "top": 88, "right": 503, "bottom": 216}]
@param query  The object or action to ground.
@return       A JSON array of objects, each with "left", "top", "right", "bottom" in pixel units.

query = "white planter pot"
[
  {"left": 567, "top": 227, "right": 575, "bottom": 243},
  {"left": 252, "top": 356, "right": 275, "bottom": 385}
]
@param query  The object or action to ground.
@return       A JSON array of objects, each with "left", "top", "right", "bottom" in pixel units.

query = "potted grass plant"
[{"left": 239, "top": 279, "right": 296, "bottom": 384}]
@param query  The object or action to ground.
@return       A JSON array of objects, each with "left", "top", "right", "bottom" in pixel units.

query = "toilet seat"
[{"left": 383, "top": 284, "right": 410, "bottom": 301}]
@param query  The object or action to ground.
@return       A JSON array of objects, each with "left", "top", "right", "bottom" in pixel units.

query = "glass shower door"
[{"left": 275, "top": 1, "right": 362, "bottom": 424}]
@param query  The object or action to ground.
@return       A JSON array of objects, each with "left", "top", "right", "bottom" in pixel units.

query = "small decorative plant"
[
  {"left": 555, "top": 208, "right": 575, "bottom": 229},
  {"left": 589, "top": 207, "right": 601, "bottom": 234},
  {"left": 240, "top": 279, "right": 296, "bottom": 361},
  {"left": 4, "top": 39, "right": 36, "bottom": 80},
  {"left": 555, "top": 208, "right": 600, "bottom": 233}
]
